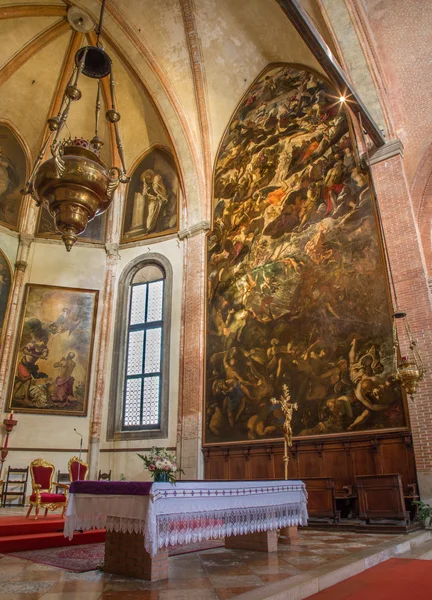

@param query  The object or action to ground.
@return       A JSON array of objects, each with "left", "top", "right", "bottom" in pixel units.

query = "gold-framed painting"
[
  {"left": 205, "top": 63, "right": 406, "bottom": 445},
  {"left": 121, "top": 146, "right": 179, "bottom": 243},
  {"left": 0, "top": 121, "right": 29, "bottom": 231},
  {"left": 8, "top": 284, "right": 99, "bottom": 416}
]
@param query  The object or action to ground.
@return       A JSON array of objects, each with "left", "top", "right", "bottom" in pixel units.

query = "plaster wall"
[
  {"left": 1, "top": 241, "right": 106, "bottom": 477},
  {"left": 98, "top": 237, "right": 184, "bottom": 482},
  {"left": 0, "top": 32, "right": 69, "bottom": 163},
  {"left": 194, "top": 0, "right": 325, "bottom": 158},
  {"left": 0, "top": 16, "right": 60, "bottom": 67}
]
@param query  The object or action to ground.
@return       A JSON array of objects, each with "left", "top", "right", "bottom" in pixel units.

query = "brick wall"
[{"left": 371, "top": 153, "right": 432, "bottom": 497}]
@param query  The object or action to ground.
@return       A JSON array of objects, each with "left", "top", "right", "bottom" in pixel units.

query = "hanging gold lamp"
[{"left": 22, "top": 1, "right": 129, "bottom": 251}]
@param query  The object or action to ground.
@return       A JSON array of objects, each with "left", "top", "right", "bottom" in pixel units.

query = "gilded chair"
[
  {"left": 26, "top": 458, "right": 68, "bottom": 519},
  {"left": 68, "top": 456, "right": 89, "bottom": 483}
]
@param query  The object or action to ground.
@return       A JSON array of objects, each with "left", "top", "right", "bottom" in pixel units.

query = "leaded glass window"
[{"left": 123, "top": 265, "right": 165, "bottom": 429}]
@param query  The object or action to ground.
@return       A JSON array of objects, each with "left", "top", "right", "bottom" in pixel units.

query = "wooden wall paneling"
[
  {"left": 249, "top": 449, "right": 271, "bottom": 479},
  {"left": 350, "top": 444, "right": 376, "bottom": 481},
  {"left": 265, "top": 446, "right": 276, "bottom": 479},
  {"left": 228, "top": 454, "right": 247, "bottom": 480},
  {"left": 322, "top": 449, "right": 350, "bottom": 496},
  {"left": 297, "top": 447, "right": 322, "bottom": 479},
  {"left": 380, "top": 438, "right": 413, "bottom": 492},
  {"left": 371, "top": 437, "right": 384, "bottom": 473},
  {"left": 202, "top": 432, "right": 417, "bottom": 495},
  {"left": 207, "top": 451, "right": 225, "bottom": 479}
]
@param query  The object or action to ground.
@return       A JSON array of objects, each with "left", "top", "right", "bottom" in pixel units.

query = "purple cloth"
[{"left": 69, "top": 481, "right": 153, "bottom": 495}]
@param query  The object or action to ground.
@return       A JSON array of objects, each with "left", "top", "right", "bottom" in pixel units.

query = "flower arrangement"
[{"left": 137, "top": 447, "right": 183, "bottom": 483}]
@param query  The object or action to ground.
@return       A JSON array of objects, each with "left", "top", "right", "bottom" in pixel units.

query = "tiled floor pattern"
[{"left": 0, "top": 529, "right": 401, "bottom": 600}]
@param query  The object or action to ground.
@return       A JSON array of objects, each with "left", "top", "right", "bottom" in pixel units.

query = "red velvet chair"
[
  {"left": 68, "top": 456, "right": 89, "bottom": 483},
  {"left": 26, "top": 458, "right": 68, "bottom": 519}
]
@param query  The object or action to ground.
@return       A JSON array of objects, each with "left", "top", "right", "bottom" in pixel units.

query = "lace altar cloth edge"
[{"left": 64, "top": 480, "right": 308, "bottom": 556}]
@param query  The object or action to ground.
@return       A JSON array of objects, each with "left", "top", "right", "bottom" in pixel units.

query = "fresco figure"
[
  {"left": 122, "top": 148, "right": 179, "bottom": 242},
  {"left": 205, "top": 65, "right": 406, "bottom": 444},
  {"left": 131, "top": 169, "right": 168, "bottom": 234},
  {"left": 0, "top": 124, "right": 27, "bottom": 229}
]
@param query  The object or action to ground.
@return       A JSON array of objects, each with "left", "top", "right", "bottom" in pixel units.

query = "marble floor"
[{"left": 0, "top": 527, "right": 404, "bottom": 600}]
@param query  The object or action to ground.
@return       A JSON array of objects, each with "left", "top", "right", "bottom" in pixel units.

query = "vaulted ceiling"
[{"left": 0, "top": 0, "right": 336, "bottom": 224}]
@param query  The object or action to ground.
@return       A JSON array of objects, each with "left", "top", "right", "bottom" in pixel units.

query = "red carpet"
[
  {"left": 7, "top": 540, "right": 224, "bottom": 572},
  {"left": 0, "top": 514, "right": 105, "bottom": 553},
  {"left": 308, "top": 558, "right": 432, "bottom": 600}
]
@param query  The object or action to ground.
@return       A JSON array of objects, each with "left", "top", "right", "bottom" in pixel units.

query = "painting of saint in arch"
[{"left": 122, "top": 148, "right": 179, "bottom": 242}]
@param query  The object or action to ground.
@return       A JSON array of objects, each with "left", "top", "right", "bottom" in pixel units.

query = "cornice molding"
[
  {"left": 368, "top": 139, "right": 404, "bottom": 165},
  {"left": 178, "top": 220, "right": 210, "bottom": 240}
]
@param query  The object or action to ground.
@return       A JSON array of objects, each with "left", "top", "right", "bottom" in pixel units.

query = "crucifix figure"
[{"left": 270, "top": 384, "right": 298, "bottom": 480}]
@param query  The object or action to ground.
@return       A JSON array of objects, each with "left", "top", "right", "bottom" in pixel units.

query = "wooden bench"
[
  {"left": 356, "top": 474, "right": 410, "bottom": 525},
  {"left": 302, "top": 477, "right": 339, "bottom": 523}
]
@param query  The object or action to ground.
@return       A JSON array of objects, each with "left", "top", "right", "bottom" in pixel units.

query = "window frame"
[{"left": 107, "top": 253, "right": 172, "bottom": 441}]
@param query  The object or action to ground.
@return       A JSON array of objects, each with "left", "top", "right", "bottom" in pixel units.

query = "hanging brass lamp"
[
  {"left": 22, "top": 1, "right": 129, "bottom": 251},
  {"left": 392, "top": 310, "right": 425, "bottom": 400}
]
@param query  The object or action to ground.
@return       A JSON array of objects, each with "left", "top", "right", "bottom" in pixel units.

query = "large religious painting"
[
  {"left": 8, "top": 284, "right": 99, "bottom": 416},
  {"left": 0, "top": 122, "right": 27, "bottom": 230},
  {"left": 36, "top": 207, "right": 106, "bottom": 244},
  {"left": 0, "top": 249, "right": 12, "bottom": 340},
  {"left": 205, "top": 65, "right": 406, "bottom": 445},
  {"left": 121, "top": 147, "right": 179, "bottom": 242}
]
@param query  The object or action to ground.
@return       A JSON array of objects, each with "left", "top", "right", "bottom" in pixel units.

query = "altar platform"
[{"left": 0, "top": 511, "right": 105, "bottom": 553}]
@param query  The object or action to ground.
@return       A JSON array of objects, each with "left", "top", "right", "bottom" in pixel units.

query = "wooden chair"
[
  {"left": 1, "top": 466, "right": 29, "bottom": 507},
  {"left": 98, "top": 470, "right": 111, "bottom": 481},
  {"left": 26, "top": 459, "right": 68, "bottom": 519},
  {"left": 356, "top": 474, "right": 410, "bottom": 524}
]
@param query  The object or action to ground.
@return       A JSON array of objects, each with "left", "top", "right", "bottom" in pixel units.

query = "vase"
[{"left": 154, "top": 471, "right": 170, "bottom": 482}]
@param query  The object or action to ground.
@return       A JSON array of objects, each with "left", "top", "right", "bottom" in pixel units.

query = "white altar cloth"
[{"left": 65, "top": 480, "right": 308, "bottom": 556}]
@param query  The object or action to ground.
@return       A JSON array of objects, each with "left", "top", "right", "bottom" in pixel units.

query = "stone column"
[
  {"left": 87, "top": 242, "right": 120, "bottom": 479},
  {"left": 176, "top": 221, "right": 209, "bottom": 479},
  {"left": 370, "top": 140, "right": 432, "bottom": 502},
  {"left": 0, "top": 234, "right": 33, "bottom": 413}
]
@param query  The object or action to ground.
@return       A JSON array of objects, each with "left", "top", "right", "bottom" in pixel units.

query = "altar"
[{"left": 64, "top": 479, "right": 308, "bottom": 580}]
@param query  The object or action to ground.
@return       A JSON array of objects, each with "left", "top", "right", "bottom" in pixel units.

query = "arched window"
[{"left": 108, "top": 254, "right": 172, "bottom": 441}]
